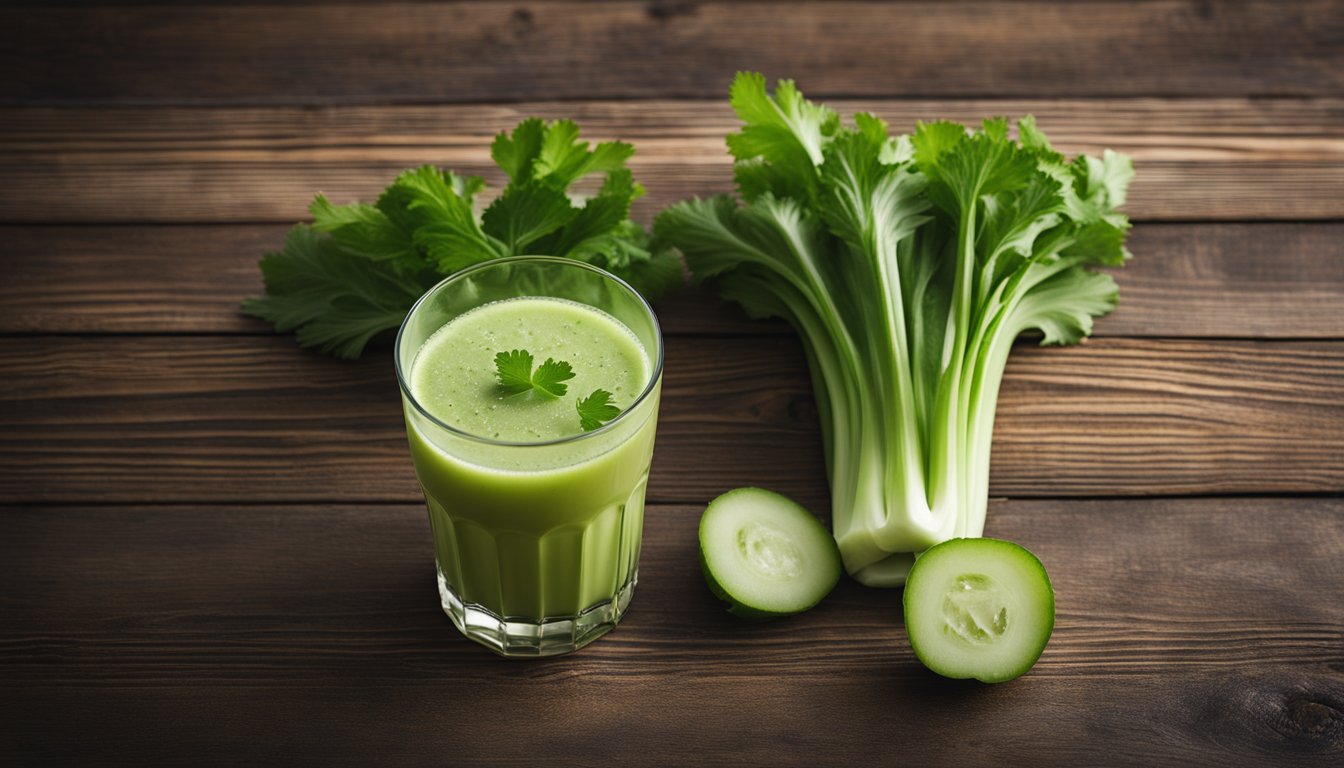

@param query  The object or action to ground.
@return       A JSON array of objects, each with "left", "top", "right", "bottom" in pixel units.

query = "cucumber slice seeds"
[
  {"left": 903, "top": 537, "right": 1055, "bottom": 683},
  {"left": 699, "top": 488, "right": 842, "bottom": 619}
]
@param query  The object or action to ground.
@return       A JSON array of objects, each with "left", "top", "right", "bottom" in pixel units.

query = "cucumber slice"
[
  {"left": 698, "top": 488, "right": 842, "bottom": 619},
  {"left": 903, "top": 538, "right": 1054, "bottom": 683}
]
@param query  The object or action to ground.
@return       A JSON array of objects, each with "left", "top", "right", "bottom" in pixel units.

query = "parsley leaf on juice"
[
  {"left": 494, "top": 349, "right": 575, "bottom": 397},
  {"left": 495, "top": 350, "right": 622, "bottom": 431},
  {"left": 576, "top": 389, "right": 621, "bottom": 432}
]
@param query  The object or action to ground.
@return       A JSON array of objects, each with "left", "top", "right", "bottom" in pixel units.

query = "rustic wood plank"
[
  {"left": 5, "top": 672, "right": 1341, "bottom": 767},
  {"left": 4, "top": 2, "right": 1341, "bottom": 105},
  {"left": 5, "top": 498, "right": 1339, "bottom": 678},
  {"left": 0, "top": 336, "right": 1338, "bottom": 504},
  {"left": 4, "top": 222, "right": 1341, "bottom": 338},
  {"left": 0, "top": 225, "right": 275, "bottom": 335},
  {"left": 1, "top": 499, "right": 1341, "bottom": 766},
  {"left": 2, "top": 98, "right": 1342, "bottom": 223}
]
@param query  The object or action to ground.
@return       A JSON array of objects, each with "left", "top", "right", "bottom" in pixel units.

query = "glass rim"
[{"left": 394, "top": 255, "right": 665, "bottom": 448}]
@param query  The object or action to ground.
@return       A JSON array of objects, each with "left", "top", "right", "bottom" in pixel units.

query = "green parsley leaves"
[
  {"left": 494, "top": 348, "right": 621, "bottom": 432},
  {"left": 239, "top": 226, "right": 430, "bottom": 361},
  {"left": 576, "top": 389, "right": 621, "bottom": 432},
  {"left": 244, "top": 119, "right": 682, "bottom": 359},
  {"left": 494, "top": 349, "right": 576, "bottom": 398}
]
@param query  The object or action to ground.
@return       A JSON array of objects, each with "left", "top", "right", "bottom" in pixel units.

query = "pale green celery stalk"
[{"left": 656, "top": 74, "right": 1132, "bottom": 587}]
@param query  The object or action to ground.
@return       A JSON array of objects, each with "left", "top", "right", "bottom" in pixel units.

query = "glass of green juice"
[{"left": 395, "top": 256, "right": 663, "bottom": 657}]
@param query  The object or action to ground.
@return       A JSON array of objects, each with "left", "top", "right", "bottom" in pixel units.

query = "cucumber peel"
[
  {"left": 903, "top": 537, "right": 1055, "bottom": 683},
  {"left": 699, "top": 488, "right": 842, "bottom": 619}
]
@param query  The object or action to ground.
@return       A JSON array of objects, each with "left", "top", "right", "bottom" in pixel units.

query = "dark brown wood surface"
[
  {"left": 2, "top": 1, "right": 1342, "bottom": 765},
  {"left": 5, "top": 2, "right": 1342, "bottom": 103},
  {"left": 3, "top": 499, "right": 1342, "bottom": 766},
  {"left": 4, "top": 99, "right": 1342, "bottom": 222}
]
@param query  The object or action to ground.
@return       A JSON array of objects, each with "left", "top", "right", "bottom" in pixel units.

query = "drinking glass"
[{"left": 395, "top": 256, "right": 663, "bottom": 656}]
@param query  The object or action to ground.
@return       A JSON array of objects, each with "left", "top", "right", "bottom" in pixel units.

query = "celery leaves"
[
  {"left": 244, "top": 119, "right": 681, "bottom": 359},
  {"left": 656, "top": 73, "right": 1134, "bottom": 587},
  {"left": 240, "top": 226, "right": 432, "bottom": 361}
]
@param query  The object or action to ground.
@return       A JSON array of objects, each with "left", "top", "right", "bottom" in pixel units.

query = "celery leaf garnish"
[
  {"left": 576, "top": 389, "right": 620, "bottom": 432},
  {"left": 494, "top": 349, "right": 575, "bottom": 398}
]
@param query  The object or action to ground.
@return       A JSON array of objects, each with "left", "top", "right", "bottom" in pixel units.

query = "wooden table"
[{"left": 3, "top": 3, "right": 1342, "bottom": 765}]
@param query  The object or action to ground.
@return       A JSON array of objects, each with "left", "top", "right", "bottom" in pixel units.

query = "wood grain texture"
[
  {"left": 0, "top": 336, "right": 1339, "bottom": 505},
  {"left": 4, "top": 222, "right": 1342, "bottom": 338},
  {"left": 4, "top": 2, "right": 1342, "bottom": 104},
  {"left": 2, "top": 499, "right": 1341, "bottom": 766},
  {"left": 2, "top": 1, "right": 1339, "bottom": 764},
  {"left": 3, "top": 98, "right": 1343, "bottom": 223}
]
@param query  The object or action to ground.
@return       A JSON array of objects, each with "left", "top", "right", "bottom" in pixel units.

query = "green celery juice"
[{"left": 404, "top": 296, "right": 660, "bottom": 621}]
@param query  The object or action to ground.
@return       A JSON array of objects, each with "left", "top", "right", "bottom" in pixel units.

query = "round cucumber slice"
[
  {"left": 698, "top": 487, "right": 842, "bottom": 619},
  {"left": 903, "top": 537, "right": 1055, "bottom": 683}
]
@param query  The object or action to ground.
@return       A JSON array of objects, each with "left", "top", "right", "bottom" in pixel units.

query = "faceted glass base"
[{"left": 437, "top": 568, "right": 636, "bottom": 657}]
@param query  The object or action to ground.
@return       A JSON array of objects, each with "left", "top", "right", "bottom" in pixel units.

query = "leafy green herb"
[
  {"left": 239, "top": 226, "right": 432, "bottom": 361},
  {"left": 494, "top": 351, "right": 621, "bottom": 431},
  {"left": 494, "top": 349, "right": 575, "bottom": 397},
  {"left": 244, "top": 119, "right": 683, "bottom": 359},
  {"left": 576, "top": 389, "right": 621, "bottom": 431},
  {"left": 655, "top": 73, "right": 1133, "bottom": 587}
]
